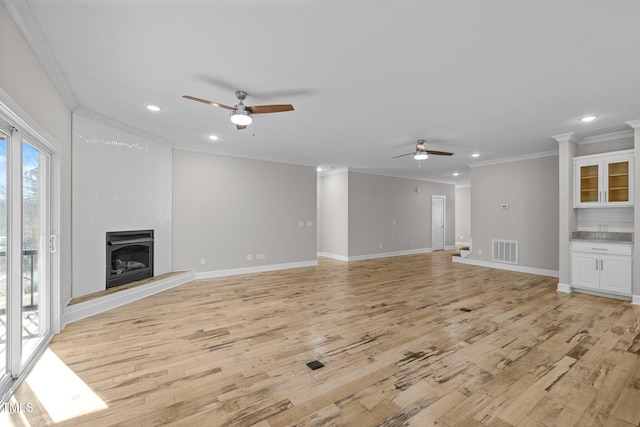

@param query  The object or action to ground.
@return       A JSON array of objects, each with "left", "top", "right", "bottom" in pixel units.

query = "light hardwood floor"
[{"left": 3, "top": 251, "right": 640, "bottom": 426}]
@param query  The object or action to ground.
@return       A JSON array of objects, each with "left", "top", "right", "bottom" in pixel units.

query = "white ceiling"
[{"left": 6, "top": 0, "right": 640, "bottom": 185}]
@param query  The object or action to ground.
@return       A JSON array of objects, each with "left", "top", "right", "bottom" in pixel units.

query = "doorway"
[{"left": 431, "top": 195, "right": 445, "bottom": 251}]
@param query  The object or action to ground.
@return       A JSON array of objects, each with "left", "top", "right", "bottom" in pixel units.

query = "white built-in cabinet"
[
  {"left": 570, "top": 242, "right": 632, "bottom": 296},
  {"left": 573, "top": 149, "right": 634, "bottom": 208}
]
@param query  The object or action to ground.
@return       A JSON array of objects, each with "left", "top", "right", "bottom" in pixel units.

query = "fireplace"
[{"left": 106, "top": 230, "right": 154, "bottom": 288}]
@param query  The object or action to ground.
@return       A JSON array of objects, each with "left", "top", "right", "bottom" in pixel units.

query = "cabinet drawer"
[{"left": 570, "top": 242, "right": 632, "bottom": 256}]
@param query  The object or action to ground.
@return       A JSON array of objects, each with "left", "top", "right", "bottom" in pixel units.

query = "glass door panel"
[
  {"left": 21, "top": 141, "right": 48, "bottom": 364},
  {"left": 607, "top": 161, "right": 629, "bottom": 203},
  {"left": 0, "top": 132, "right": 7, "bottom": 379},
  {"left": 579, "top": 164, "right": 599, "bottom": 203}
]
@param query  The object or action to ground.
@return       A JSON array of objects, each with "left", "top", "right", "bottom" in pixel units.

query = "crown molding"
[
  {"left": 317, "top": 167, "right": 349, "bottom": 177},
  {"left": 551, "top": 132, "right": 583, "bottom": 144},
  {"left": 468, "top": 150, "right": 558, "bottom": 168},
  {"left": 625, "top": 119, "right": 640, "bottom": 129},
  {"left": 4, "top": 0, "right": 79, "bottom": 111},
  {"left": 348, "top": 168, "right": 457, "bottom": 185},
  {"left": 580, "top": 130, "right": 634, "bottom": 145}
]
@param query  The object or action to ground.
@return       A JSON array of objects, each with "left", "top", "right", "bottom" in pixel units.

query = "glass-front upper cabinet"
[{"left": 574, "top": 150, "right": 634, "bottom": 208}]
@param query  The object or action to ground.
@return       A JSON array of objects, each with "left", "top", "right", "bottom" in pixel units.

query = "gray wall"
[
  {"left": 577, "top": 136, "right": 633, "bottom": 156},
  {"left": 173, "top": 150, "right": 317, "bottom": 272},
  {"left": 347, "top": 171, "right": 455, "bottom": 257},
  {"left": 455, "top": 187, "right": 471, "bottom": 244},
  {"left": 469, "top": 155, "right": 559, "bottom": 271},
  {"left": 318, "top": 171, "right": 349, "bottom": 257},
  {"left": 0, "top": 3, "right": 73, "bottom": 309}
]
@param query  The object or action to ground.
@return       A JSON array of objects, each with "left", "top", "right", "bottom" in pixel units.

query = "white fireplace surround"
[{"left": 72, "top": 113, "right": 172, "bottom": 298}]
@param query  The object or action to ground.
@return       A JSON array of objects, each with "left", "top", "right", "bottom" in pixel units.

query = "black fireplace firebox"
[{"left": 106, "top": 230, "right": 154, "bottom": 288}]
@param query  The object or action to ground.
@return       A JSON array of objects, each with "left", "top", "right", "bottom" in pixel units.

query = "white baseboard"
[
  {"left": 557, "top": 283, "right": 572, "bottom": 293},
  {"left": 451, "top": 257, "right": 559, "bottom": 278},
  {"left": 347, "top": 248, "right": 432, "bottom": 262},
  {"left": 195, "top": 260, "right": 318, "bottom": 280},
  {"left": 317, "top": 252, "right": 349, "bottom": 262},
  {"left": 633, "top": 295, "right": 640, "bottom": 305},
  {"left": 570, "top": 287, "right": 632, "bottom": 302},
  {"left": 62, "top": 271, "right": 196, "bottom": 327},
  {"left": 319, "top": 249, "right": 433, "bottom": 262}
]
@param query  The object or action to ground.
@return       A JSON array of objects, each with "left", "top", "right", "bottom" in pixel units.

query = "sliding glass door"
[
  {"left": 0, "top": 123, "right": 52, "bottom": 399},
  {"left": 0, "top": 130, "right": 7, "bottom": 384}
]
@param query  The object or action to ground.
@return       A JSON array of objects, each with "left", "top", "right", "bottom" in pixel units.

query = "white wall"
[
  {"left": 172, "top": 150, "right": 317, "bottom": 272},
  {"left": 72, "top": 113, "right": 172, "bottom": 297},
  {"left": 0, "top": 2, "right": 72, "bottom": 309},
  {"left": 455, "top": 187, "right": 471, "bottom": 245}
]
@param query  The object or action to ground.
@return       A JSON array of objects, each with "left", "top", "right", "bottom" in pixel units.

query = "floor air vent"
[
  {"left": 492, "top": 239, "right": 518, "bottom": 264},
  {"left": 306, "top": 360, "right": 324, "bottom": 370}
]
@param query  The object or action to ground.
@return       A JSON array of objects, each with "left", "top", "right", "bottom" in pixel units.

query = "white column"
[
  {"left": 624, "top": 119, "right": 640, "bottom": 304},
  {"left": 552, "top": 132, "right": 581, "bottom": 292}
]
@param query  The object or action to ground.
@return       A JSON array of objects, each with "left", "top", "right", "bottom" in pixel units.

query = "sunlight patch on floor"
[{"left": 25, "top": 348, "right": 108, "bottom": 423}]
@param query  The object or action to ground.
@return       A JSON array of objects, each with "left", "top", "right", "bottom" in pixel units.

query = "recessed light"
[
  {"left": 472, "top": 153, "right": 480, "bottom": 158},
  {"left": 453, "top": 172, "right": 459, "bottom": 176},
  {"left": 208, "top": 135, "right": 219, "bottom": 141},
  {"left": 317, "top": 167, "right": 322, "bottom": 172},
  {"left": 146, "top": 105, "right": 161, "bottom": 112},
  {"left": 579, "top": 115, "right": 597, "bottom": 123}
]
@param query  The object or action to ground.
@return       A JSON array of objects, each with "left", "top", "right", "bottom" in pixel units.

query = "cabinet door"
[
  {"left": 571, "top": 252, "right": 599, "bottom": 289},
  {"left": 574, "top": 159, "right": 601, "bottom": 207},
  {"left": 599, "top": 255, "right": 632, "bottom": 295},
  {"left": 604, "top": 155, "right": 634, "bottom": 206}
]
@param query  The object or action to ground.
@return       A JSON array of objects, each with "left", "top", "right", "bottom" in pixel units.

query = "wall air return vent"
[{"left": 492, "top": 239, "right": 518, "bottom": 264}]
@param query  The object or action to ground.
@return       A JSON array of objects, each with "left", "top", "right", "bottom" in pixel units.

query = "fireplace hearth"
[{"left": 106, "top": 230, "right": 154, "bottom": 288}]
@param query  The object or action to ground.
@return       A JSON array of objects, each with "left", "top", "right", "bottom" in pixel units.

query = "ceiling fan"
[
  {"left": 182, "top": 90, "right": 294, "bottom": 129},
  {"left": 392, "top": 140, "right": 454, "bottom": 160}
]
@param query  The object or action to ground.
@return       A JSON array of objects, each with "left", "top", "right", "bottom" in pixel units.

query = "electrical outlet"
[
  {"left": 379, "top": 243, "right": 383, "bottom": 249},
  {"left": 299, "top": 221, "right": 305, "bottom": 227},
  {"left": 200, "top": 258, "right": 206, "bottom": 265},
  {"left": 306, "top": 221, "right": 313, "bottom": 227},
  {"left": 478, "top": 249, "right": 482, "bottom": 255},
  {"left": 247, "top": 254, "right": 253, "bottom": 261}
]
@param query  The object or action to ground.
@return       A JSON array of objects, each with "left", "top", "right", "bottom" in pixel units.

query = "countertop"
[{"left": 570, "top": 231, "right": 633, "bottom": 244}]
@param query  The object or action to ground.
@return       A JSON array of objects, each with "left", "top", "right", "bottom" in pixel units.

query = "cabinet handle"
[
  {"left": 591, "top": 248, "right": 608, "bottom": 251},
  {"left": 601, "top": 259, "right": 604, "bottom": 270},
  {"left": 604, "top": 191, "right": 607, "bottom": 202},
  {"left": 596, "top": 259, "right": 599, "bottom": 270}
]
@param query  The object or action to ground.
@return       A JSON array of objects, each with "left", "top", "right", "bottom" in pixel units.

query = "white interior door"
[{"left": 431, "top": 195, "right": 445, "bottom": 251}]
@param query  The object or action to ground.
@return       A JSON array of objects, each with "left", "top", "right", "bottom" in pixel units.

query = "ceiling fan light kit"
[
  {"left": 414, "top": 152, "right": 428, "bottom": 160},
  {"left": 230, "top": 109, "right": 252, "bottom": 126}
]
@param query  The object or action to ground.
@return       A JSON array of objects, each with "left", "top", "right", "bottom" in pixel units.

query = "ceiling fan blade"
[
  {"left": 182, "top": 95, "right": 235, "bottom": 111},
  {"left": 246, "top": 104, "right": 294, "bottom": 114},
  {"left": 236, "top": 124, "right": 247, "bottom": 130},
  {"left": 392, "top": 152, "right": 414, "bottom": 159},
  {"left": 426, "top": 150, "right": 454, "bottom": 156}
]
